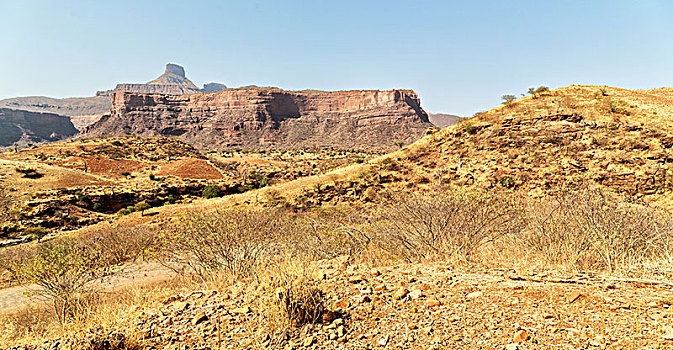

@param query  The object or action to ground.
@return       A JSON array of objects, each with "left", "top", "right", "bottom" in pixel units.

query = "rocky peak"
[
  {"left": 164, "top": 63, "right": 186, "bottom": 78},
  {"left": 110, "top": 64, "right": 227, "bottom": 95}
]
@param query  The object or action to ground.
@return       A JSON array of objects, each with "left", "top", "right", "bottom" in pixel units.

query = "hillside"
[{"left": 83, "top": 87, "right": 433, "bottom": 150}]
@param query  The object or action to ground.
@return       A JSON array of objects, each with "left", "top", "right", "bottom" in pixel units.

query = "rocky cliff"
[
  {"left": 0, "top": 108, "right": 78, "bottom": 147},
  {"left": 83, "top": 87, "right": 432, "bottom": 150}
]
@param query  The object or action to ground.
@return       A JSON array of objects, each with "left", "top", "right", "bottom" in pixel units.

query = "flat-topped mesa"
[{"left": 85, "top": 87, "right": 432, "bottom": 150}]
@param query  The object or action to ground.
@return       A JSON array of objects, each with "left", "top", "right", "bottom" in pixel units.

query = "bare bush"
[
  {"left": 156, "top": 208, "right": 289, "bottom": 280},
  {"left": 82, "top": 225, "right": 157, "bottom": 266},
  {"left": 373, "top": 189, "right": 520, "bottom": 262},
  {"left": 516, "top": 188, "right": 673, "bottom": 272}
]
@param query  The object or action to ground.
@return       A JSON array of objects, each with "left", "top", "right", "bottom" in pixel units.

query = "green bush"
[
  {"left": 203, "top": 185, "right": 223, "bottom": 199},
  {"left": 92, "top": 203, "right": 102, "bottom": 211}
]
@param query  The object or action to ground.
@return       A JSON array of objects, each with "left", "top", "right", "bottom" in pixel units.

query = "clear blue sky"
[{"left": 1, "top": 0, "right": 672, "bottom": 116}]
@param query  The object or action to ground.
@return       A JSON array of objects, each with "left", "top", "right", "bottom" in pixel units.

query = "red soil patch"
[
  {"left": 54, "top": 156, "right": 148, "bottom": 177},
  {"left": 156, "top": 159, "right": 223, "bottom": 179}
]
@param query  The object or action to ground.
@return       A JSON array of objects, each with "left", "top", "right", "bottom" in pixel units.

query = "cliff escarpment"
[
  {"left": 83, "top": 87, "right": 432, "bottom": 150},
  {"left": 0, "top": 108, "right": 78, "bottom": 147}
]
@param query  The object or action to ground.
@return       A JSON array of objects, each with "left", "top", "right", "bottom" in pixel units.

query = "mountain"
[
  {"left": 0, "top": 64, "right": 227, "bottom": 131},
  {"left": 428, "top": 112, "right": 463, "bottom": 128},
  {"left": 82, "top": 87, "right": 433, "bottom": 150},
  {"left": 0, "top": 95, "right": 111, "bottom": 130},
  {"left": 107, "top": 63, "right": 227, "bottom": 95},
  {"left": 0, "top": 108, "right": 78, "bottom": 147}
]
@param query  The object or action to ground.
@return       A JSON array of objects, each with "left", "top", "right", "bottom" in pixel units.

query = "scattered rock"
[
  {"left": 512, "top": 329, "right": 528, "bottom": 343},
  {"left": 408, "top": 289, "right": 424, "bottom": 299},
  {"left": 566, "top": 291, "right": 582, "bottom": 304},
  {"left": 466, "top": 291, "right": 483, "bottom": 299},
  {"left": 303, "top": 336, "right": 315, "bottom": 347},
  {"left": 192, "top": 312, "right": 208, "bottom": 326},
  {"left": 232, "top": 306, "right": 250, "bottom": 314},
  {"left": 662, "top": 326, "right": 673, "bottom": 340},
  {"left": 393, "top": 288, "right": 409, "bottom": 300}
]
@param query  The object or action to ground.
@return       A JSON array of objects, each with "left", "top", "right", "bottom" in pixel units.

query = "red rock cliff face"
[{"left": 84, "top": 87, "right": 432, "bottom": 150}]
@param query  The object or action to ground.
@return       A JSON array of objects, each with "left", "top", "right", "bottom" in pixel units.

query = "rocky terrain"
[
  {"left": 9, "top": 259, "right": 673, "bottom": 349},
  {"left": 0, "top": 108, "right": 78, "bottom": 147},
  {"left": 83, "top": 87, "right": 433, "bottom": 150}
]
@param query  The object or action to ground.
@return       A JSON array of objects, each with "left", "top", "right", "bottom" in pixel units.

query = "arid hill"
[
  {"left": 83, "top": 87, "right": 433, "bottom": 150},
  {"left": 0, "top": 108, "right": 78, "bottom": 147}
]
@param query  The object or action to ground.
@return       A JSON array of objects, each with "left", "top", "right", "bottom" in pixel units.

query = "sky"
[{"left": 1, "top": 0, "right": 672, "bottom": 116}]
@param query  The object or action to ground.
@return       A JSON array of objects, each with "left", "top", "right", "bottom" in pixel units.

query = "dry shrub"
[
  {"left": 156, "top": 208, "right": 292, "bottom": 280},
  {"left": 512, "top": 188, "right": 673, "bottom": 272},
  {"left": 258, "top": 258, "right": 326, "bottom": 338},
  {"left": 373, "top": 189, "right": 519, "bottom": 262},
  {"left": 81, "top": 225, "right": 157, "bottom": 265}
]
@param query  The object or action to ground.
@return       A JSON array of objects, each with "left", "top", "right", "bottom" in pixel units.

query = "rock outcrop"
[
  {"left": 0, "top": 108, "right": 78, "bottom": 147},
  {"left": 83, "top": 87, "right": 432, "bottom": 150}
]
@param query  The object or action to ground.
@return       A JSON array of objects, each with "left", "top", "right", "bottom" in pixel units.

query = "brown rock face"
[
  {"left": 83, "top": 87, "right": 432, "bottom": 150},
  {"left": 0, "top": 108, "right": 78, "bottom": 147}
]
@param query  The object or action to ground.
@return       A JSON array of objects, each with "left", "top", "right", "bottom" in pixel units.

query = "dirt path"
[{"left": 0, "top": 262, "right": 174, "bottom": 313}]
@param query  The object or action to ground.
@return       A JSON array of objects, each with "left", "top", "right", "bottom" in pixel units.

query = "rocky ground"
[{"left": 13, "top": 259, "right": 673, "bottom": 350}]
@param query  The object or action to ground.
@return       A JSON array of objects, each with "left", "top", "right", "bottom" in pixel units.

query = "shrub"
[
  {"left": 120, "top": 171, "right": 131, "bottom": 177},
  {"left": 24, "top": 227, "right": 48, "bottom": 241},
  {"left": 259, "top": 259, "right": 326, "bottom": 335},
  {"left": 515, "top": 188, "right": 673, "bottom": 272},
  {"left": 373, "top": 189, "right": 518, "bottom": 262},
  {"left": 12, "top": 239, "right": 106, "bottom": 322},
  {"left": 93, "top": 202, "right": 102, "bottom": 211},
  {"left": 134, "top": 201, "right": 151, "bottom": 216},
  {"left": 14, "top": 168, "right": 43, "bottom": 179},
  {"left": 202, "top": 185, "right": 223, "bottom": 199},
  {"left": 149, "top": 174, "right": 156, "bottom": 181},
  {"left": 156, "top": 209, "right": 285, "bottom": 279}
]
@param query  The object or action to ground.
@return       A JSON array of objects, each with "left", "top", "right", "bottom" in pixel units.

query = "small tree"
[
  {"left": 134, "top": 201, "right": 151, "bottom": 216},
  {"left": 527, "top": 86, "right": 550, "bottom": 98},
  {"left": 501, "top": 94, "right": 516, "bottom": 105},
  {"left": 394, "top": 141, "right": 405, "bottom": 149}
]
